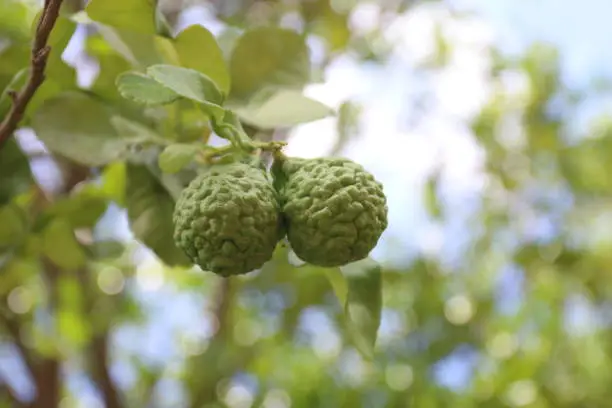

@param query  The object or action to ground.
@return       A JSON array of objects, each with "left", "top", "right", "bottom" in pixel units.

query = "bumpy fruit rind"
[
  {"left": 173, "top": 160, "right": 283, "bottom": 276},
  {"left": 273, "top": 156, "right": 388, "bottom": 267}
]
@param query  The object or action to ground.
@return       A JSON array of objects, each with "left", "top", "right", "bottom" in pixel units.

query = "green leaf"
[
  {"left": 116, "top": 72, "right": 179, "bottom": 105},
  {"left": 45, "top": 185, "right": 108, "bottom": 228},
  {"left": 3, "top": 14, "right": 78, "bottom": 118},
  {"left": 85, "top": 0, "right": 157, "bottom": 35},
  {"left": 58, "top": 308, "right": 91, "bottom": 347},
  {"left": 340, "top": 258, "right": 382, "bottom": 360},
  {"left": 216, "top": 27, "right": 243, "bottom": 60},
  {"left": 235, "top": 89, "right": 334, "bottom": 128},
  {"left": 229, "top": 27, "right": 310, "bottom": 99},
  {"left": 0, "top": 0, "right": 30, "bottom": 40},
  {"left": 0, "top": 68, "right": 28, "bottom": 118},
  {"left": 57, "top": 276, "right": 91, "bottom": 346},
  {"left": 0, "top": 138, "right": 32, "bottom": 206},
  {"left": 146, "top": 64, "right": 225, "bottom": 120},
  {"left": 158, "top": 144, "right": 200, "bottom": 174},
  {"left": 110, "top": 116, "right": 165, "bottom": 144},
  {"left": 30, "top": 92, "right": 129, "bottom": 166},
  {"left": 173, "top": 24, "right": 231, "bottom": 94},
  {"left": 125, "top": 164, "right": 189, "bottom": 266},
  {"left": 101, "top": 162, "right": 127, "bottom": 206},
  {"left": 39, "top": 15, "right": 78, "bottom": 88},
  {"left": 0, "top": 204, "right": 28, "bottom": 248},
  {"left": 0, "top": 257, "right": 39, "bottom": 296},
  {"left": 324, "top": 266, "right": 348, "bottom": 305},
  {"left": 86, "top": 240, "right": 125, "bottom": 259},
  {"left": 95, "top": 26, "right": 165, "bottom": 67},
  {"left": 42, "top": 219, "right": 87, "bottom": 270}
]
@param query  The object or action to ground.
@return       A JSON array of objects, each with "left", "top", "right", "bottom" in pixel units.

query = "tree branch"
[
  {"left": 29, "top": 164, "right": 90, "bottom": 408},
  {"left": 0, "top": 0, "right": 65, "bottom": 150},
  {"left": 90, "top": 333, "right": 124, "bottom": 408},
  {"left": 33, "top": 260, "right": 62, "bottom": 408}
]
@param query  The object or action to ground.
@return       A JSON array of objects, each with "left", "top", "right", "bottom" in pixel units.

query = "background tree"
[{"left": 1, "top": 0, "right": 612, "bottom": 407}]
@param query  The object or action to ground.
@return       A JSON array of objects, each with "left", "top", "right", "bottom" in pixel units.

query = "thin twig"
[{"left": 0, "top": 0, "right": 65, "bottom": 150}]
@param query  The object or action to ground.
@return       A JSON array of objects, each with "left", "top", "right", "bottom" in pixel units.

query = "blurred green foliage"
[{"left": 1, "top": 0, "right": 612, "bottom": 408}]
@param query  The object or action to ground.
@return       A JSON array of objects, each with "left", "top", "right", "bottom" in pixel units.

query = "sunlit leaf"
[
  {"left": 30, "top": 92, "right": 129, "bottom": 166},
  {"left": 0, "top": 256, "right": 39, "bottom": 296},
  {"left": 146, "top": 64, "right": 225, "bottom": 120},
  {"left": 95, "top": 25, "right": 165, "bottom": 67},
  {"left": 324, "top": 266, "right": 348, "bottom": 305},
  {"left": 229, "top": 27, "right": 310, "bottom": 99},
  {"left": 110, "top": 115, "right": 165, "bottom": 144},
  {"left": 158, "top": 144, "right": 200, "bottom": 174},
  {"left": 86, "top": 0, "right": 157, "bottom": 35},
  {"left": 173, "top": 24, "right": 231, "bottom": 94},
  {"left": 45, "top": 185, "right": 108, "bottom": 228},
  {"left": 58, "top": 308, "right": 91, "bottom": 347},
  {"left": 147, "top": 64, "right": 223, "bottom": 105},
  {"left": 235, "top": 89, "right": 334, "bottom": 128},
  {"left": 42, "top": 219, "right": 87, "bottom": 270},
  {"left": 116, "top": 72, "right": 179, "bottom": 105},
  {"left": 101, "top": 162, "right": 127, "bottom": 206},
  {"left": 58, "top": 276, "right": 91, "bottom": 346}
]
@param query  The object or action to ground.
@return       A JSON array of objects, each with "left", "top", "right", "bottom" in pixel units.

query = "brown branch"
[
  {"left": 0, "top": 303, "right": 61, "bottom": 408},
  {"left": 33, "top": 359, "right": 61, "bottom": 408},
  {"left": 90, "top": 334, "right": 124, "bottom": 408},
  {"left": 0, "top": 286, "right": 61, "bottom": 408},
  {"left": 31, "top": 162, "right": 93, "bottom": 408},
  {"left": 32, "top": 260, "right": 62, "bottom": 408},
  {"left": 0, "top": 0, "right": 65, "bottom": 150}
]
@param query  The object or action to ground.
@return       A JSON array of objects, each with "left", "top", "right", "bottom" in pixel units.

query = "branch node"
[{"left": 34, "top": 46, "right": 52, "bottom": 64}]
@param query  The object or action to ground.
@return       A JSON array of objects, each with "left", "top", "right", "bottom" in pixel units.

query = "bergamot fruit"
[
  {"left": 173, "top": 159, "right": 283, "bottom": 277},
  {"left": 272, "top": 156, "right": 388, "bottom": 267}
]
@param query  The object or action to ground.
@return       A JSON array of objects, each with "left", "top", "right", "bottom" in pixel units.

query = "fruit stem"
[{"left": 201, "top": 140, "right": 287, "bottom": 163}]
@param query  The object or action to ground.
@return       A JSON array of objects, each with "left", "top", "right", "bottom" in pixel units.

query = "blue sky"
[{"left": 458, "top": 0, "right": 612, "bottom": 86}]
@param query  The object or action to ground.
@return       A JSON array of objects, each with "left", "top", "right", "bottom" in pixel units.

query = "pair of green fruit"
[{"left": 172, "top": 154, "right": 388, "bottom": 277}]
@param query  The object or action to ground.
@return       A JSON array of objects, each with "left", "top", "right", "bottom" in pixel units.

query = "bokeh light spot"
[
  {"left": 444, "top": 294, "right": 474, "bottom": 325},
  {"left": 97, "top": 266, "right": 125, "bottom": 295}
]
